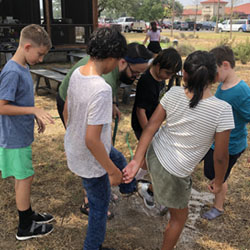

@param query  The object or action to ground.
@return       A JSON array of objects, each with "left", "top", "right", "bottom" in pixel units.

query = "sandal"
[
  {"left": 202, "top": 207, "right": 223, "bottom": 220},
  {"left": 80, "top": 202, "right": 114, "bottom": 220}
]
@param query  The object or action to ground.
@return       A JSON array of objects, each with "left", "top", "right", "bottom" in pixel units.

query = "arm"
[
  {"left": 85, "top": 124, "right": 122, "bottom": 186},
  {"left": 0, "top": 100, "right": 54, "bottom": 132},
  {"left": 112, "top": 97, "right": 121, "bottom": 121},
  {"left": 143, "top": 34, "right": 149, "bottom": 45},
  {"left": 208, "top": 129, "right": 231, "bottom": 194},
  {"left": 63, "top": 97, "right": 68, "bottom": 127},
  {"left": 136, "top": 107, "right": 148, "bottom": 130},
  {"left": 123, "top": 104, "right": 166, "bottom": 182}
]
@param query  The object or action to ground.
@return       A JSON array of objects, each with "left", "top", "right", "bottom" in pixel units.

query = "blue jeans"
[
  {"left": 82, "top": 174, "right": 110, "bottom": 250},
  {"left": 110, "top": 146, "right": 137, "bottom": 194}
]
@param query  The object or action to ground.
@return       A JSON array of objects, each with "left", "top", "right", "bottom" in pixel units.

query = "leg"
[
  {"left": 214, "top": 181, "right": 228, "bottom": 211},
  {"left": 161, "top": 207, "right": 188, "bottom": 250},
  {"left": 15, "top": 176, "right": 33, "bottom": 211},
  {"left": 82, "top": 174, "right": 110, "bottom": 250}
]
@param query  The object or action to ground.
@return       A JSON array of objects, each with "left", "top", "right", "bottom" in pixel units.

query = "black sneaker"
[
  {"left": 16, "top": 221, "right": 53, "bottom": 241},
  {"left": 99, "top": 246, "right": 116, "bottom": 250},
  {"left": 30, "top": 212, "right": 54, "bottom": 224}
]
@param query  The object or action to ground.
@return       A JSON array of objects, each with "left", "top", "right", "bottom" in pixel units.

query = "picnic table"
[
  {"left": 30, "top": 69, "right": 65, "bottom": 94},
  {"left": 68, "top": 51, "right": 87, "bottom": 63},
  {"left": 51, "top": 67, "right": 70, "bottom": 75}
]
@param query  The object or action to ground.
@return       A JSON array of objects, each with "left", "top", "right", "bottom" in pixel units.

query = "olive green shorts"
[
  {"left": 146, "top": 144, "right": 192, "bottom": 209},
  {"left": 0, "top": 146, "right": 34, "bottom": 180}
]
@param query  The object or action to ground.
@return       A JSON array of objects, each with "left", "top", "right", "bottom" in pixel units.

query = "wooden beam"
[
  {"left": 92, "top": 0, "right": 98, "bottom": 30},
  {"left": 44, "top": 0, "right": 51, "bottom": 38}
]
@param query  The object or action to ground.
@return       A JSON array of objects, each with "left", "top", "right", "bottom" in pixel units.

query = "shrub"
[
  {"left": 233, "top": 38, "right": 250, "bottom": 64},
  {"left": 179, "top": 33, "right": 186, "bottom": 39},
  {"left": 177, "top": 43, "right": 196, "bottom": 57},
  {"left": 217, "top": 36, "right": 235, "bottom": 47},
  {"left": 160, "top": 36, "right": 170, "bottom": 43}
]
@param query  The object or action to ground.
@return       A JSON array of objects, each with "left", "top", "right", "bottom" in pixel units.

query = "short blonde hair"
[{"left": 20, "top": 24, "right": 52, "bottom": 49}]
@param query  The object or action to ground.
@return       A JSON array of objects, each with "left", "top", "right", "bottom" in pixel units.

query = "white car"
[{"left": 218, "top": 19, "right": 250, "bottom": 32}]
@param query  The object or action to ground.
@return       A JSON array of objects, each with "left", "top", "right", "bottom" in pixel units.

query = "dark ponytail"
[
  {"left": 184, "top": 51, "right": 217, "bottom": 108},
  {"left": 150, "top": 21, "right": 157, "bottom": 32}
]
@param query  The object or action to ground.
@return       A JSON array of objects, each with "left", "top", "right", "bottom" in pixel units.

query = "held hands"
[
  {"left": 207, "top": 179, "right": 223, "bottom": 194},
  {"left": 122, "top": 159, "right": 140, "bottom": 183},
  {"left": 34, "top": 108, "right": 54, "bottom": 133}
]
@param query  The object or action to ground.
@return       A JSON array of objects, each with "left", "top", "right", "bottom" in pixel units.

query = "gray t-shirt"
[
  {"left": 152, "top": 86, "right": 235, "bottom": 178},
  {"left": 0, "top": 60, "right": 34, "bottom": 148},
  {"left": 64, "top": 67, "right": 112, "bottom": 178}
]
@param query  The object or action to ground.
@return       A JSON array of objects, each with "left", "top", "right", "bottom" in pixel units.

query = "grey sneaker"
[{"left": 137, "top": 182, "right": 155, "bottom": 209}]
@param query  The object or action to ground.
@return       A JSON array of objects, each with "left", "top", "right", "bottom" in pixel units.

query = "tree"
[{"left": 162, "top": 0, "right": 183, "bottom": 18}]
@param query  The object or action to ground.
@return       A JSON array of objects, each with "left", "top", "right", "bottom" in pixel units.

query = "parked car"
[
  {"left": 200, "top": 21, "right": 216, "bottom": 30},
  {"left": 161, "top": 21, "right": 172, "bottom": 29},
  {"left": 98, "top": 18, "right": 122, "bottom": 31},
  {"left": 173, "top": 21, "right": 181, "bottom": 30},
  {"left": 131, "top": 20, "right": 147, "bottom": 33},
  {"left": 179, "top": 21, "right": 189, "bottom": 31},
  {"left": 218, "top": 19, "right": 250, "bottom": 32},
  {"left": 186, "top": 21, "right": 202, "bottom": 31}
]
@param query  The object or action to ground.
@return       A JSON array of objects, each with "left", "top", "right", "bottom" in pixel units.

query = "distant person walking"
[{"left": 143, "top": 21, "right": 161, "bottom": 56}]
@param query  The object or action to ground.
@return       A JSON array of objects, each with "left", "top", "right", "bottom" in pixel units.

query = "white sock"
[{"left": 135, "top": 168, "right": 148, "bottom": 180}]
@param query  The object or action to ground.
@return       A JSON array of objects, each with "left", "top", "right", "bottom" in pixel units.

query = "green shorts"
[
  {"left": 0, "top": 146, "right": 34, "bottom": 180},
  {"left": 146, "top": 144, "right": 192, "bottom": 209}
]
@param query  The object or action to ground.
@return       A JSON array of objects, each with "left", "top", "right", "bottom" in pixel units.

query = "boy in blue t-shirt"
[
  {"left": 202, "top": 45, "right": 250, "bottom": 220},
  {"left": 0, "top": 24, "right": 54, "bottom": 240}
]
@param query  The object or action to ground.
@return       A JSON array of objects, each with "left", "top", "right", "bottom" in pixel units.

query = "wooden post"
[
  {"left": 215, "top": 0, "right": 220, "bottom": 33},
  {"left": 44, "top": 0, "right": 51, "bottom": 38},
  {"left": 92, "top": 0, "right": 98, "bottom": 30},
  {"left": 171, "top": 0, "right": 175, "bottom": 37},
  {"left": 230, "top": 0, "right": 233, "bottom": 39}
]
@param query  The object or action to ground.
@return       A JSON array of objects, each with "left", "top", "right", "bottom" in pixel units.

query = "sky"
[{"left": 178, "top": 0, "right": 250, "bottom": 6}]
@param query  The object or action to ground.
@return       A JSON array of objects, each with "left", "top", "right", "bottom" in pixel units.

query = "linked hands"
[{"left": 122, "top": 159, "right": 140, "bottom": 183}]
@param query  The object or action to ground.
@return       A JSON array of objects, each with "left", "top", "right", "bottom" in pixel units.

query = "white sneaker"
[{"left": 137, "top": 182, "right": 155, "bottom": 209}]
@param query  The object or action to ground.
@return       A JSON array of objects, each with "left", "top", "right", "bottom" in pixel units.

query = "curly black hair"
[{"left": 87, "top": 27, "right": 127, "bottom": 59}]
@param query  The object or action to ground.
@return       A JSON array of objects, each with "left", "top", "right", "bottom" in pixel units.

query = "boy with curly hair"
[{"left": 63, "top": 27, "right": 127, "bottom": 250}]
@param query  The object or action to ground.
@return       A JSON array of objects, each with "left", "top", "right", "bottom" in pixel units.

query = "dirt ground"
[{"left": 0, "top": 43, "right": 250, "bottom": 249}]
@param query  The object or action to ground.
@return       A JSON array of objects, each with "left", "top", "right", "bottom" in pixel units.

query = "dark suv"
[{"left": 187, "top": 21, "right": 202, "bottom": 31}]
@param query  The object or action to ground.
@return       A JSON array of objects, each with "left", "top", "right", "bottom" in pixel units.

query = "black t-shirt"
[{"left": 132, "top": 68, "right": 165, "bottom": 137}]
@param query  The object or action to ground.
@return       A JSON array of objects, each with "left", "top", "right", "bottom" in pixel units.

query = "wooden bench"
[
  {"left": 67, "top": 51, "right": 87, "bottom": 63},
  {"left": 51, "top": 67, "right": 70, "bottom": 75},
  {"left": 30, "top": 69, "right": 65, "bottom": 94}
]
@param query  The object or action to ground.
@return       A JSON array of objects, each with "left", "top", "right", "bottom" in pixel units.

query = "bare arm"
[
  {"left": 143, "top": 34, "right": 149, "bottom": 45},
  {"left": 0, "top": 100, "right": 54, "bottom": 132},
  {"left": 136, "top": 107, "right": 148, "bottom": 130},
  {"left": 123, "top": 104, "right": 166, "bottom": 182},
  {"left": 63, "top": 97, "right": 68, "bottom": 127},
  {"left": 208, "top": 130, "right": 231, "bottom": 194},
  {"left": 86, "top": 124, "right": 122, "bottom": 186}
]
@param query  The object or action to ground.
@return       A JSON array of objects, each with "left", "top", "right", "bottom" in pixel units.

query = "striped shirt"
[{"left": 152, "top": 86, "right": 235, "bottom": 178}]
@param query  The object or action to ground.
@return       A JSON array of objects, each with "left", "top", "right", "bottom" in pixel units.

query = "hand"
[
  {"left": 112, "top": 105, "right": 121, "bottom": 122},
  {"left": 109, "top": 168, "right": 122, "bottom": 186},
  {"left": 35, "top": 117, "right": 46, "bottom": 133},
  {"left": 207, "top": 179, "right": 222, "bottom": 194},
  {"left": 34, "top": 108, "right": 54, "bottom": 125},
  {"left": 122, "top": 160, "right": 140, "bottom": 183}
]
